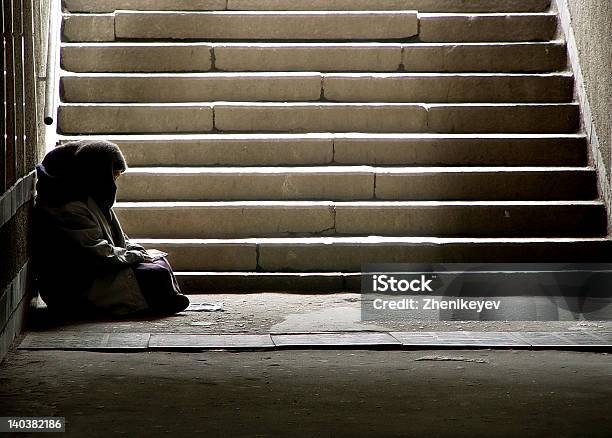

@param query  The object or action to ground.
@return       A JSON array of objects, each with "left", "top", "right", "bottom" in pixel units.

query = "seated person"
[{"left": 33, "top": 140, "right": 190, "bottom": 317}]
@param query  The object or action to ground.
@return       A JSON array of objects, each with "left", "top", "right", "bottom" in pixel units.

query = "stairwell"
[{"left": 56, "top": 0, "right": 612, "bottom": 292}]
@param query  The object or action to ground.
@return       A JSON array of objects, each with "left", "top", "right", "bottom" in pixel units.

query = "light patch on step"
[
  {"left": 272, "top": 331, "right": 398, "bottom": 346},
  {"left": 149, "top": 334, "right": 274, "bottom": 349},
  {"left": 133, "top": 237, "right": 612, "bottom": 245}
]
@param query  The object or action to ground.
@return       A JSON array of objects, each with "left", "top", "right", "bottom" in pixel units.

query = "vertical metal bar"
[
  {"left": 13, "top": 0, "right": 25, "bottom": 180},
  {"left": 43, "top": 0, "right": 59, "bottom": 125},
  {"left": 3, "top": 0, "right": 16, "bottom": 188},
  {"left": 1, "top": 0, "right": 7, "bottom": 194},
  {"left": 22, "top": 0, "right": 37, "bottom": 171}
]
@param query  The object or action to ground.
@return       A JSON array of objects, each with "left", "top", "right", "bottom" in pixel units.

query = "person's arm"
[
  {"left": 107, "top": 209, "right": 145, "bottom": 252},
  {"left": 124, "top": 234, "right": 146, "bottom": 252},
  {"left": 56, "top": 202, "right": 146, "bottom": 266}
]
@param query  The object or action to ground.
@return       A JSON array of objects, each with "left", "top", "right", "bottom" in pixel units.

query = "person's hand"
[
  {"left": 127, "top": 243, "right": 146, "bottom": 252},
  {"left": 140, "top": 251, "right": 154, "bottom": 263}
]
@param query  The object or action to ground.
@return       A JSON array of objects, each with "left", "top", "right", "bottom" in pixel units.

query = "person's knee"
[{"left": 136, "top": 262, "right": 168, "bottom": 274}]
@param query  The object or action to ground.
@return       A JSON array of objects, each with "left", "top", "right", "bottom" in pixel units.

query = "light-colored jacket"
[{"left": 35, "top": 196, "right": 149, "bottom": 315}]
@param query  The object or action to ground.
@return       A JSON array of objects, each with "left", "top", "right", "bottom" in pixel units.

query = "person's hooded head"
[{"left": 35, "top": 140, "right": 128, "bottom": 220}]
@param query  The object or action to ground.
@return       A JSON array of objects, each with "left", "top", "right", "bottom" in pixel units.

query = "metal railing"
[{"left": 43, "top": 0, "right": 61, "bottom": 125}]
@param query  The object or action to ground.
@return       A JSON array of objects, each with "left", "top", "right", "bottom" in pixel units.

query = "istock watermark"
[
  {"left": 372, "top": 274, "right": 434, "bottom": 292},
  {"left": 361, "top": 263, "right": 612, "bottom": 321}
]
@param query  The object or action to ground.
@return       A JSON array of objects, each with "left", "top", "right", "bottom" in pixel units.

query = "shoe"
[
  {"left": 147, "top": 293, "right": 190, "bottom": 316},
  {"left": 167, "top": 294, "right": 190, "bottom": 314}
]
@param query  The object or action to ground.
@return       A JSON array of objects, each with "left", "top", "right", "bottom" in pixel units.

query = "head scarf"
[{"left": 36, "top": 140, "right": 128, "bottom": 221}]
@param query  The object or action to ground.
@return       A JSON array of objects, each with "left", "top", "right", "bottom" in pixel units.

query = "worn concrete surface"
[
  {"left": 0, "top": 348, "right": 610, "bottom": 437},
  {"left": 26, "top": 293, "right": 612, "bottom": 335}
]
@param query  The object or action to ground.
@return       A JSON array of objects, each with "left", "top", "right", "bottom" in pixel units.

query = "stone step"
[
  {"left": 226, "top": 0, "right": 552, "bottom": 13},
  {"left": 114, "top": 201, "right": 606, "bottom": 238},
  {"left": 115, "top": 167, "right": 596, "bottom": 201},
  {"left": 62, "top": 14, "right": 116, "bottom": 42},
  {"left": 418, "top": 13, "right": 557, "bottom": 43},
  {"left": 61, "top": 42, "right": 567, "bottom": 73},
  {"left": 131, "top": 237, "right": 612, "bottom": 271},
  {"left": 322, "top": 73, "right": 573, "bottom": 103},
  {"left": 63, "top": 0, "right": 551, "bottom": 13},
  {"left": 63, "top": 0, "right": 226, "bottom": 12},
  {"left": 212, "top": 103, "right": 579, "bottom": 134},
  {"left": 174, "top": 272, "right": 353, "bottom": 292},
  {"left": 58, "top": 103, "right": 214, "bottom": 134},
  {"left": 401, "top": 42, "right": 567, "bottom": 73},
  {"left": 61, "top": 73, "right": 323, "bottom": 103},
  {"left": 55, "top": 2, "right": 606, "bottom": 290},
  {"left": 61, "top": 43, "right": 215, "bottom": 72},
  {"left": 114, "top": 11, "right": 418, "bottom": 41},
  {"left": 61, "top": 12, "right": 554, "bottom": 43},
  {"left": 58, "top": 103, "right": 580, "bottom": 134},
  {"left": 57, "top": 133, "right": 588, "bottom": 167},
  {"left": 60, "top": 73, "right": 573, "bottom": 103}
]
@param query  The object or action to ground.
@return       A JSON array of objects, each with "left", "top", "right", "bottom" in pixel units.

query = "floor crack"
[
  {"left": 210, "top": 46, "right": 217, "bottom": 71},
  {"left": 255, "top": 244, "right": 261, "bottom": 272},
  {"left": 320, "top": 75, "right": 325, "bottom": 101},
  {"left": 373, "top": 171, "right": 377, "bottom": 199},
  {"left": 331, "top": 204, "right": 337, "bottom": 234},
  {"left": 331, "top": 137, "right": 336, "bottom": 163},
  {"left": 212, "top": 105, "right": 217, "bottom": 132}
]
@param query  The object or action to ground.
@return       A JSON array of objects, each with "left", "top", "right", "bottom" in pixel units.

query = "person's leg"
[
  {"left": 132, "top": 260, "right": 189, "bottom": 314},
  {"left": 156, "top": 257, "right": 182, "bottom": 293}
]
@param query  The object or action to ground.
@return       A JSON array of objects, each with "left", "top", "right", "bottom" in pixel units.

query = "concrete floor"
[
  {"left": 0, "top": 348, "right": 611, "bottom": 437},
  {"left": 3, "top": 293, "right": 611, "bottom": 437},
  {"left": 26, "top": 293, "right": 612, "bottom": 335}
]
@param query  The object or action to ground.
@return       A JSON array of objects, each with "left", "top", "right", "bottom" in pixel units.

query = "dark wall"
[{"left": 1, "top": 0, "right": 46, "bottom": 362}]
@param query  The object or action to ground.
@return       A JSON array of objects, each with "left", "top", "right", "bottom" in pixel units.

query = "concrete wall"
[
  {"left": 566, "top": 0, "right": 611, "bottom": 172},
  {"left": 0, "top": 0, "right": 53, "bottom": 363},
  {"left": 555, "top": 0, "right": 612, "bottom": 228}
]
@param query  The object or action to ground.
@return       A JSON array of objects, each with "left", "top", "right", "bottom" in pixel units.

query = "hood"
[{"left": 35, "top": 140, "right": 128, "bottom": 220}]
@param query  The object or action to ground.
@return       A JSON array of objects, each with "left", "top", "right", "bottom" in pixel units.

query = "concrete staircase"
[{"left": 57, "top": 0, "right": 611, "bottom": 291}]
